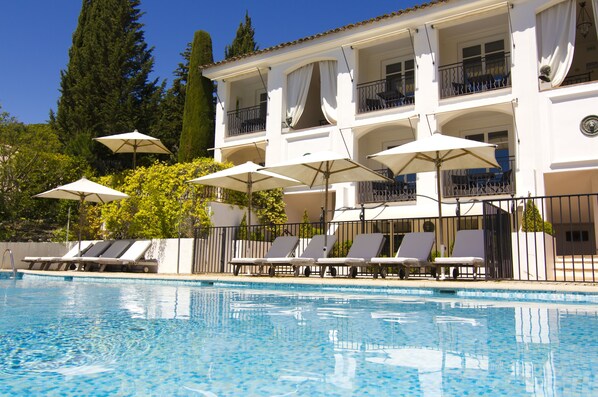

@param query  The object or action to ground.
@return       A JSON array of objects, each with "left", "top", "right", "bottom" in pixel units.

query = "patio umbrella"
[
  {"left": 261, "top": 151, "right": 391, "bottom": 256},
  {"left": 93, "top": 129, "right": 172, "bottom": 168},
  {"left": 34, "top": 177, "right": 129, "bottom": 257},
  {"left": 188, "top": 161, "right": 301, "bottom": 229},
  {"left": 368, "top": 132, "right": 499, "bottom": 255}
]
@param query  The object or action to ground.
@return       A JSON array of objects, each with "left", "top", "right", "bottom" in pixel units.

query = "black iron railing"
[
  {"left": 562, "top": 72, "right": 592, "bottom": 86},
  {"left": 443, "top": 158, "right": 515, "bottom": 198},
  {"left": 193, "top": 193, "right": 597, "bottom": 282},
  {"left": 227, "top": 104, "right": 266, "bottom": 136},
  {"left": 484, "top": 194, "right": 598, "bottom": 282},
  {"left": 356, "top": 77, "right": 415, "bottom": 114},
  {"left": 439, "top": 53, "right": 511, "bottom": 99},
  {"left": 358, "top": 169, "right": 416, "bottom": 203}
]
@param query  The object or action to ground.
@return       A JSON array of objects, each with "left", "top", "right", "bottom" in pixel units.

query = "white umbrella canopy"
[
  {"left": 261, "top": 151, "right": 391, "bottom": 257},
  {"left": 368, "top": 133, "right": 499, "bottom": 256},
  {"left": 368, "top": 133, "right": 499, "bottom": 175},
  {"left": 34, "top": 177, "right": 129, "bottom": 203},
  {"left": 34, "top": 177, "right": 129, "bottom": 257},
  {"left": 93, "top": 129, "right": 172, "bottom": 168},
  {"left": 188, "top": 161, "right": 301, "bottom": 227},
  {"left": 262, "top": 151, "right": 390, "bottom": 188}
]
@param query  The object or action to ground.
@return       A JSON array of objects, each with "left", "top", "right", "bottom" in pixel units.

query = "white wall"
[{"left": 2, "top": 239, "right": 197, "bottom": 274}]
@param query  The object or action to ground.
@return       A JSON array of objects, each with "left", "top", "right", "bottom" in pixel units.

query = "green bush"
[
  {"left": 521, "top": 199, "right": 553, "bottom": 236},
  {"left": 299, "top": 210, "right": 322, "bottom": 238}
]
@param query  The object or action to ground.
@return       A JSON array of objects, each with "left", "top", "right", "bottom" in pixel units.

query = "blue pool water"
[{"left": 1, "top": 276, "right": 597, "bottom": 396}]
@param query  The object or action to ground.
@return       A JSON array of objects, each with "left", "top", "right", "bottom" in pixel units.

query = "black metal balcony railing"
[
  {"left": 562, "top": 72, "right": 592, "bottom": 86},
  {"left": 227, "top": 105, "right": 266, "bottom": 137},
  {"left": 439, "top": 54, "right": 511, "bottom": 99},
  {"left": 356, "top": 78, "right": 415, "bottom": 114},
  {"left": 358, "top": 169, "right": 416, "bottom": 204},
  {"left": 443, "top": 158, "right": 515, "bottom": 198}
]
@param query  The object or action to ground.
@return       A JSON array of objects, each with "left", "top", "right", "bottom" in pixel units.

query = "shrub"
[{"left": 521, "top": 199, "right": 553, "bottom": 236}]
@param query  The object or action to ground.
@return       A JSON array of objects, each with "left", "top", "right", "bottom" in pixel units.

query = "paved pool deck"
[{"left": 14, "top": 269, "right": 598, "bottom": 294}]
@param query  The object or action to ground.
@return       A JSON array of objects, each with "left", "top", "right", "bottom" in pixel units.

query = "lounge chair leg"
[
  {"left": 233, "top": 265, "right": 240, "bottom": 276},
  {"left": 452, "top": 267, "right": 459, "bottom": 279},
  {"left": 268, "top": 265, "right": 275, "bottom": 277},
  {"left": 399, "top": 268, "right": 406, "bottom": 280},
  {"left": 304, "top": 267, "right": 312, "bottom": 277},
  {"left": 349, "top": 266, "right": 358, "bottom": 278},
  {"left": 329, "top": 267, "right": 337, "bottom": 277},
  {"left": 319, "top": 265, "right": 327, "bottom": 278},
  {"left": 293, "top": 266, "right": 300, "bottom": 277}
]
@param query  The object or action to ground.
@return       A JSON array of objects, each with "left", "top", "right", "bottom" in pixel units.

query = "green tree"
[
  {"left": 0, "top": 108, "right": 88, "bottom": 241},
  {"left": 51, "top": 0, "right": 162, "bottom": 173},
  {"left": 150, "top": 43, "right": 192, "bottom": 160},
  {"left": 178, "top": 30, "right": 215, "bottom": 162},
  {"left": 224, "top": 11, "right": 259, "bottom": 59}
]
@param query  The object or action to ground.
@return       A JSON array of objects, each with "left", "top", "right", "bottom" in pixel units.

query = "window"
[
  {"left": 384, "top": 59, "right": 415, "bottom": 95},
  {"left": 462, "top": 39, "right": 506, "bottom": 78},
  {"left": 466, "top": 130, "right": 510, "bottom": 172}
]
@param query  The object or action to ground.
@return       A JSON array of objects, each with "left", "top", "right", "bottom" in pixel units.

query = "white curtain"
[
  {"left": 286, "top": 64, "right": 313, "bottom": 128},
  {"left": 319, "top": 61, "right": 338, "bottom": 124},
  {"left": 536, "top": 0, "right": 576, "bottom": 87},
  {"left": 593, "top": 0, "right": 598, "bottom": 39}
]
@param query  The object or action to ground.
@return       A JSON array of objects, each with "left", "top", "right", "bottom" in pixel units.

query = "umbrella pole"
[
  {"left": 78, "top": 197, "right": 83, "bottom": 265},
  {"left": 436, "top": 159, "right": 446, "bottom": 279},
  {"left": 247, "top": 177, "right": 252, "bottom": 257},
  {"left": 133, "top": 147, "right": 137, "bottom": 169},
  {"left": 323, "top": 164, "right": 330, "bottom": 258}
]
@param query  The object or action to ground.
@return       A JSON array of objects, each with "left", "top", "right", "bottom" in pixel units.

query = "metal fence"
[
  {"left": 193, "top": 193, "right": 598, "bottom": 282},
  {"left": 226, "top": 104, "right": 266, "bottom": 137},
  {"left": 438, "top": 53, "right": 511, "bottom": 99}
]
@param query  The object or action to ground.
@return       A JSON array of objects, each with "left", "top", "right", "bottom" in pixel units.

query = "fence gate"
[{"left": 483, "top": 201, "right": 513, "bottom": 279}]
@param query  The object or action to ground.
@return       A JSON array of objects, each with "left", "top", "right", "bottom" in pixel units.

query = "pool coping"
[{"left": 13, "top": 269, "right": 598, "bottom": 295}]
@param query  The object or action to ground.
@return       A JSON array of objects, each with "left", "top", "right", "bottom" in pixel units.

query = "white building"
[{"left": 201, "top": 0, "right": 598, "bottom": 248}]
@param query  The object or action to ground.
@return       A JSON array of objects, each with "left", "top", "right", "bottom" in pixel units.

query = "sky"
[{"left": 0, "top": 0, "right": 421, "bottom": 125}]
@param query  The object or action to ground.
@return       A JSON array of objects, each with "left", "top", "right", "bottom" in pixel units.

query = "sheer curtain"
[
  {"left": 286, "top": 64, "right": 313, "bottom": 128},
  {"left": 536, "top": 0, "right": 576, "bottom": 87},
  {"left": 319, "top": 61, "right": 338, "bottom": 124}
]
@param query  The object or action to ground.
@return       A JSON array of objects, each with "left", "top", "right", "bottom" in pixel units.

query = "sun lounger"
[
  {"left": 230, "top": 236, "right": 299, "bottom": 276},
  {"left": 85, "top": 240, "right": 156, "bottom": 272},
  {"left": 260, "top": 235, "right": 337, "bottom": 277},
  {"left": 78, "top": 240, "right": 134, "bottom": 272},
  {"left": 59, "top": 240, "right": 114, "bottom": 271},
  {"left": 434, "top": 229, "right": 485, "bottom": 279},
  {"left": 315, "top": 233, "right": 385, "bottom": 278},
  {"left": 369, "top": 232, "right": 435, "bottom": 279},
  {"left": 22, "top": 241, "right": 94, "bottom": 270}
]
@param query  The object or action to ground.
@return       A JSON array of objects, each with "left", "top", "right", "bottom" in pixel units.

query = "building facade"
[{"left": 201, "top": 0, "right": 598, "bottom": 248}]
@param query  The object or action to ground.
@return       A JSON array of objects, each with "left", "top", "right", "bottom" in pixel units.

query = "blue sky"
[{"left": 0, "top": 0, "right": 421, "bottom": 124}]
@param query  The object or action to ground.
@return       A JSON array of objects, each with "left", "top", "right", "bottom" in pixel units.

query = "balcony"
[
  {"left": 358, "top": 169, "right": 416, "bottom": 204},
  {"left": 226, "top": 105, "right": 266, "bottom": 137},
  {"left": 356, "top": 78, "right": 415, "bottom": 114},
  {"left": 443, "top": 158, "right": 515, "bottom": 198},
  {"left": 562, "top": 72, "right": 593, "bottom": 86},
  {"left": 439, "top": 54, "right": 511, "bottom": 99}
]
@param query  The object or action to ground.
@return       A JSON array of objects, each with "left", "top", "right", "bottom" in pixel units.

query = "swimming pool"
[{"left": 1, "top": 275, "right": 597, "bottom": 396}]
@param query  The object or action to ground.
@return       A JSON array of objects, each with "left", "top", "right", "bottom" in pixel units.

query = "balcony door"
[
  {"left": 382, "top": 58, "right": 415, "bottom": 96},
  {"left": 460, "top": 38, "right": 506, "bottom": 80},
  {"left": 465, "top": 130, "right": 509, "bottom": 172}
]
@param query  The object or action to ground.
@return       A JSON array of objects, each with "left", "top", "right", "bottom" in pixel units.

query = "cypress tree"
[
  {"left": 178, "top": 31, "right": 214, "bottom": 162},
  {"left": 224, "top": 11, "right": 259, "bottom": 59},
  {"left": 51, "top": 0, "right": 161, "bottom": 172},
  {"left": 151, "top": 43, "right": 192, "bottom": 159}
]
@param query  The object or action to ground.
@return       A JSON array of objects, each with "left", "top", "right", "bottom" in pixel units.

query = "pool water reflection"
[{"left": 0, "top": 278, "right": 597, "bottom": 396}]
